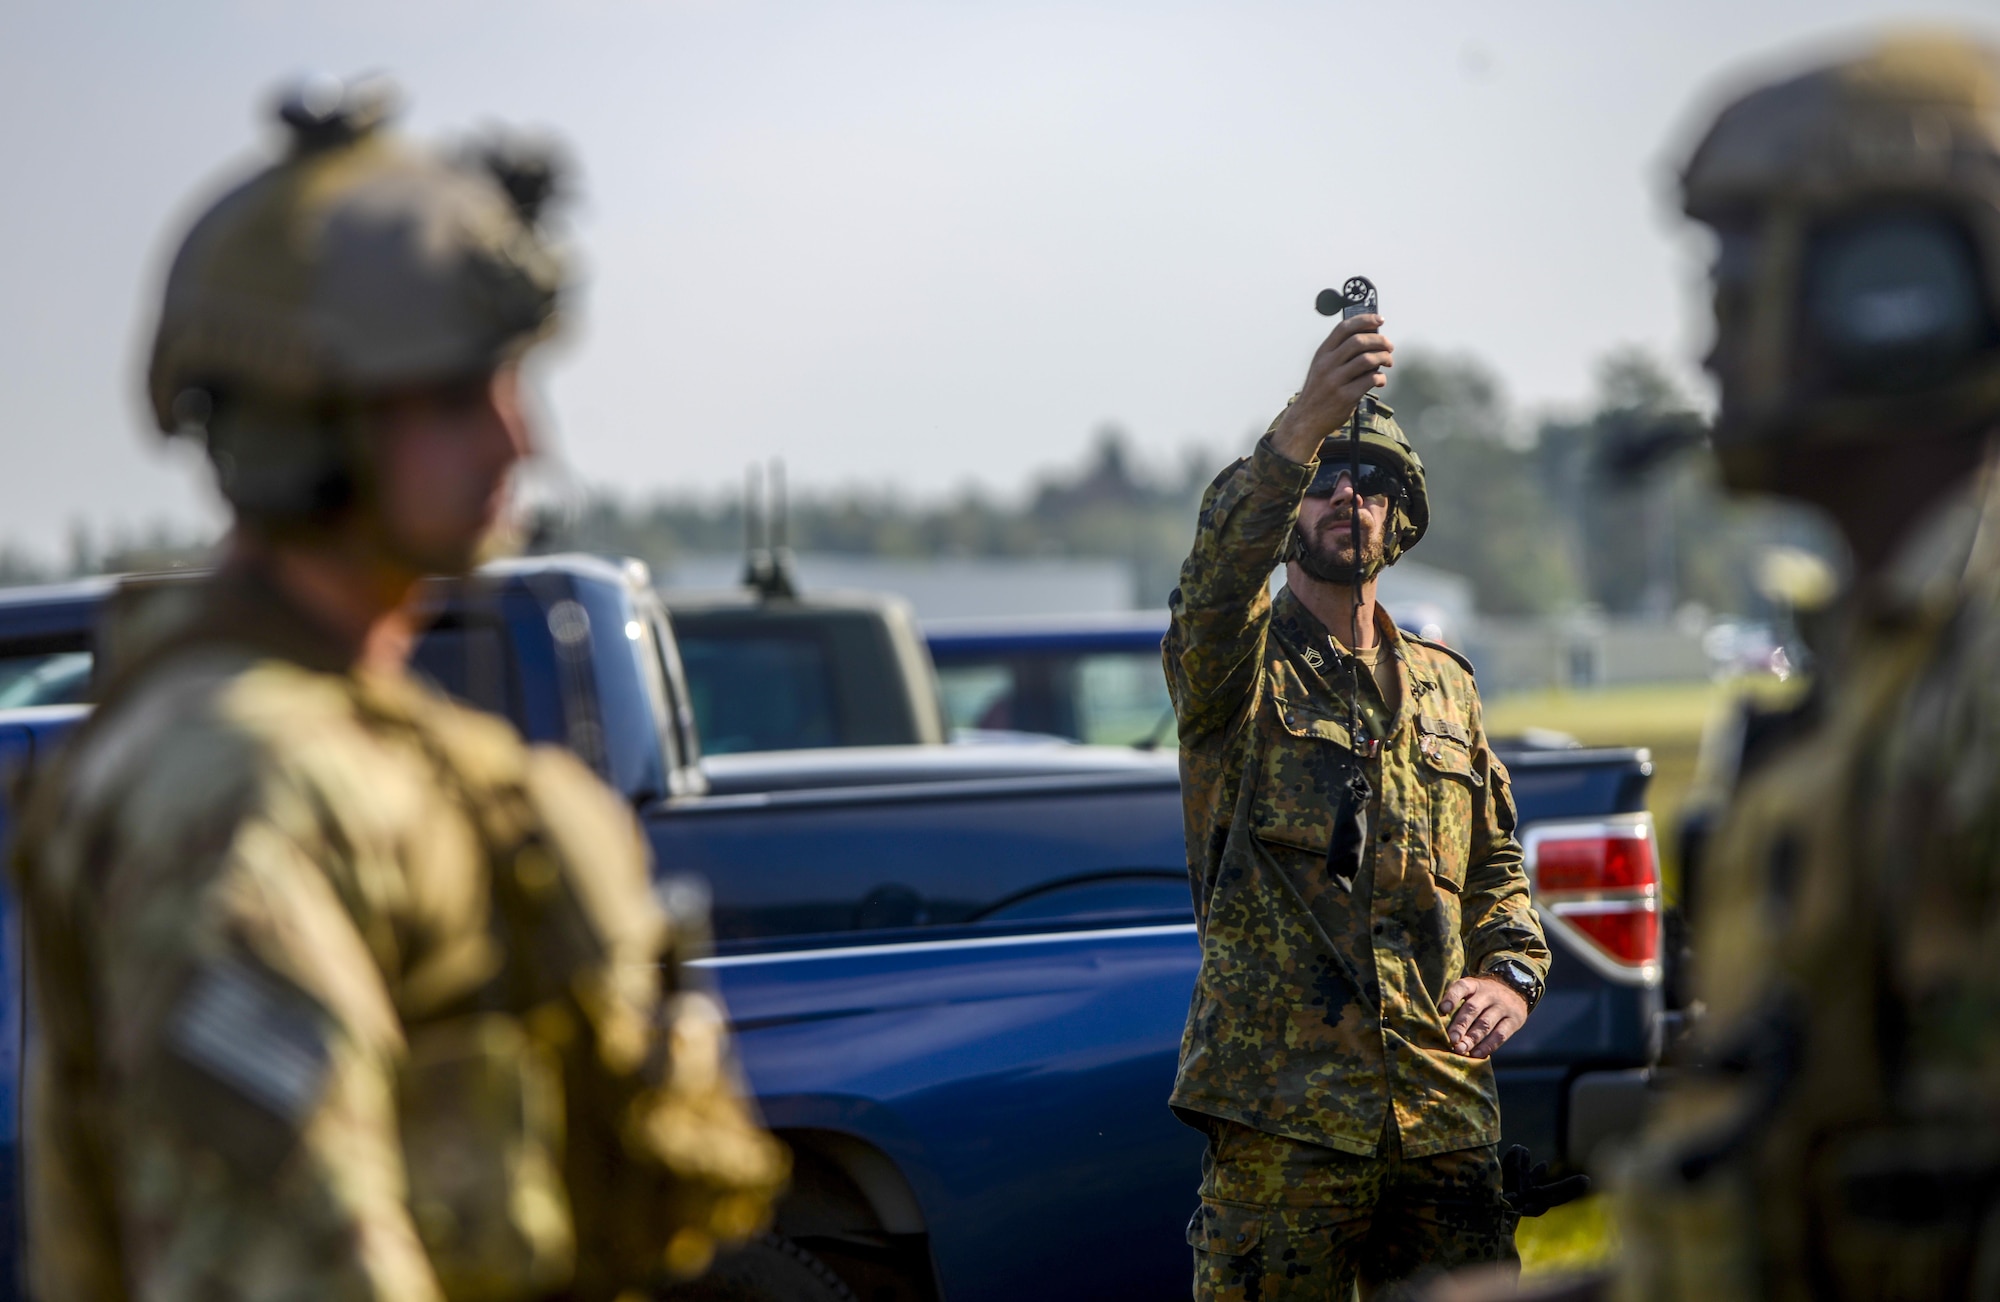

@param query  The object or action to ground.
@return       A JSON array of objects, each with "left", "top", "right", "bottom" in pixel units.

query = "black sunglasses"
[{"left": 1305, "top": 460, "right": 1404, "bottom": 501}]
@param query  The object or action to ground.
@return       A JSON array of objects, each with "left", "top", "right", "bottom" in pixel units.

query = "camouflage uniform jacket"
[
  {"left": 15, "top": 567, "right": 786, "bottom": 1302},
  {"left": 1164, "top": 434, "right": 1549, "bottom": 1159},
  {"left": 1615, "top": 464, "right": 2000, "bottom": 1302}
]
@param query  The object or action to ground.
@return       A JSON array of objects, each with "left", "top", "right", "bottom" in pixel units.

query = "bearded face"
[{"left": 1294, "top": 486, "right": 1391, "bottom": 584}]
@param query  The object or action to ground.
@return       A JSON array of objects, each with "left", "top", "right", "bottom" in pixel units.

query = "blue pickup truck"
[
  {"left": 927, "top": 611, "right": 1178, "bottom": 747},
  {"left": 0, "top": 556, "right": 1664, "bottom": 1302}
]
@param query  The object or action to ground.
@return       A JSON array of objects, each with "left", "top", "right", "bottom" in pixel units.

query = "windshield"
[
  {"left": 0, "top": 651, "right": 93, "bottom": 709},
  {"left": 935, "top": 648, "right": 1172, "bottom": 745},
  {"left": 0, "top": 624, "right": 523, "bottom": 720}
]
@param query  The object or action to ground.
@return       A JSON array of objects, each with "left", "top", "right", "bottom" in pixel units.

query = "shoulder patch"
[
  {"left": 1403, "top": 633, "right": 1478, "bottom": 679},
  {"left": 159, "top": 955, "right": 333, "bottom": 1177},
  {"left": 169, "top": 957, "right": 332, "bottom": 1125}
]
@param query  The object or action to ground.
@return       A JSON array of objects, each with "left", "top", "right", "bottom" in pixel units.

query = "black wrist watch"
[{"left": 1485, "top": 959, "right": 1543, "bottom": 1012}]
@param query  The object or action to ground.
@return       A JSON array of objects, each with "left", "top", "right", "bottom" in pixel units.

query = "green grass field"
[
  {"left": 1516, "top": 1192, "right": 1620, "bottom": 1278},
  {"left": 1484, "top": 680, "right": 1729, "bottom": 899},
  {"left": 1482, "top": 681, "right": 1739, "bottom": 1276}
]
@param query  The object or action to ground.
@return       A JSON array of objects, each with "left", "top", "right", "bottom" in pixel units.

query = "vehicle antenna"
[
  {"left": 742, "top": 462, "right": 770, "bottom": 594},
  {"left": 771, "top": 459, "right": 788, "bottom": 556},
  {"left": 765, "top": 458, "right": 800, "bottom": 599}
]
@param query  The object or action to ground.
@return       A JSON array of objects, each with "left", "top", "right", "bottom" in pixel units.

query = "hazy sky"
[{"left": 3, "top": 0, "right": 1995, "bottom": 558}]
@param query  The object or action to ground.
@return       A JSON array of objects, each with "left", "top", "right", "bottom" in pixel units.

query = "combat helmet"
[
  {"left": 147, "top": 75, "right": 568, "bottom": 524},
  {"left": 1313, "top": 398, "right": 1429, "bottom": 565},
  {"left": 1682, "top": 32, "right": 2000, "bottom": 492}
]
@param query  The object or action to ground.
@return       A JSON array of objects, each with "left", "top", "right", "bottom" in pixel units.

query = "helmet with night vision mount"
[
  {"left": 1683, "top": 32, "right": 2000, "bottom": 493},
  {"left": 145, "top": 74, "right": 570, "bottom": 525}
]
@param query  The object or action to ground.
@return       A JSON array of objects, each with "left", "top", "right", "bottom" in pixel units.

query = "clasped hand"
[{"left": 1439, "top": 974, "right": 1528, "bottom": 1059}]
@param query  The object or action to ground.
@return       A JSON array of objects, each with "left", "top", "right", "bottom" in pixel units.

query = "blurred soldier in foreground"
[
  {"left": 1612, "top": 31, "right": 2000, "bottom": 1302},
  {"left": 1166, "top": 305, "right": 1558, "bottom": 1299},
  {"left": 13, "top": 79, "right": 786, "bottom": 1301}
]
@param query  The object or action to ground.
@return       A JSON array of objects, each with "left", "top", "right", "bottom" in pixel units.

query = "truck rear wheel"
[{"left": 660, "top": 1234, "right": 860, "bottom": 1302}]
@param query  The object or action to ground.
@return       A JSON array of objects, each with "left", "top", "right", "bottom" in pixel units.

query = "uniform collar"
[
  {"left": 95, "top": 557, "right": 416, "bottom": 711},
  {"left": 202, "top": 559, "right": 373, "bottom": 675},
  {"left": 1271, "top": 586, "right": 1425, "bottom": 733},
  {"left": 200, "top": 563, "right": 446, "bottom": 724}
]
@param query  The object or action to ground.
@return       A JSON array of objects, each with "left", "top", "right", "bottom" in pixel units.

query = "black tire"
[{"left": 657, "top": 1234, "right": 860, "bottom": 1302}]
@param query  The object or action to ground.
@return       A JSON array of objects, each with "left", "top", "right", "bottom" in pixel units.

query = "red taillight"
[
  {"left": 1528, "top": 823, "right": 1661, "bottom": 978},
  {"left": 1554, "top": 901, "right": 1660, "bottom": 965},
  {"left": 1535, "top": 835, "right": 1656, "bottom": 891}
]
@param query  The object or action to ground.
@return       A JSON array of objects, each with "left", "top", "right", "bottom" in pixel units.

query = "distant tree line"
[
  {"left": 15, "top": 347, "right": 1833, "bottom": 622},
  {"left": 562, "top": 348, "right": 1834, "bottom": 619},
  {"left": 1394, "top": 346, "right": 1833, "bottom": 619},
  {"left": 559, "top": 427, "right": 1217, "bottom": 608},
  {"left": 0, "top": 521, "right": 217, "bottom": 588}
]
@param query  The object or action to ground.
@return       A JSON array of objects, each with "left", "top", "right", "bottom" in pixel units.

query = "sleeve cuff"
[
  {"left": 1251, "top": 430, "right": 1319, "bottom": 492},
  {"left": 1480, "top": 951, "right": 1550, "bottom": 984}
]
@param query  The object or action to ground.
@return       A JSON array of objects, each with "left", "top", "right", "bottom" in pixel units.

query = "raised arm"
[
  {"left": 1166, "top": 439, "right": 1312, "bottom": 740},
  {"left": 1165, "top": 312, "right": 1393, "bottom": 742}
]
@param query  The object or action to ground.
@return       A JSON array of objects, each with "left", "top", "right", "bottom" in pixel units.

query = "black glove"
[{"left": 1502, "top": 1144, "right": 1592, "bottom": 1217}]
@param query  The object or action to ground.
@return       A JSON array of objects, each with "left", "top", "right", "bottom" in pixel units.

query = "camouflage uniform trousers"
[{"left": 1189, "top": 1118, "right": 1519, "bottom": 1301}]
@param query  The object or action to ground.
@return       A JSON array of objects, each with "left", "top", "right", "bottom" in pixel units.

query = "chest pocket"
[
  {"left": 1417, "top": 715, "right": 1480, "bottom": 888},
  {"left": 1251, "top": 678, "right": 1363, "bottom": 857}
]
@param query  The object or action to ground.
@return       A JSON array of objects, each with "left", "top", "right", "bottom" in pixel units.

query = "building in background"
[{"left": 1459, "top": 614, "right": 1710, "bottom": 696}]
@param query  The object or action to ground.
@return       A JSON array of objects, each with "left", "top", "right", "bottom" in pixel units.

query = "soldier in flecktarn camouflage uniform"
[
  {"left": 1607, "top": 32, "right": 2000, "bottom": 1302},
  {"left": 1165, "top": 298, "right": 1553, "bottom": 1299},
  {"left": 12, "top": 79, "right": 786, "bottom": 1302}
]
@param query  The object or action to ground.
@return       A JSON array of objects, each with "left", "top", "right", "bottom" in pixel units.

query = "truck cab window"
[
  {"left": 680, "top": 632, "right": 840, "bottom": 755},
  {"left": 937, "top": 663, "right": 1015, "bottom": 732},
  {"left": 0, "top": 652, "right": 92, "bottom": 709},
  {"left": 1073, "top": 653, "right": 1174, "bottom": 746}
]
